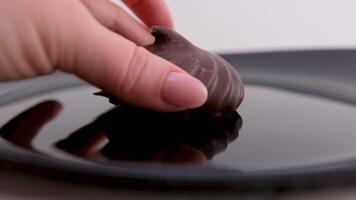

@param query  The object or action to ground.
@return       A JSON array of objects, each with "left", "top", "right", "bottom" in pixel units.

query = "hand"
[{"left": 0, "top": 0, "right": 208, "bottom": 112}]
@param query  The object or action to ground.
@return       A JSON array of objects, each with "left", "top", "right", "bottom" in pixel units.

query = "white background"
[{"left": 116, "top": 0, "right": 356, "bottom": 53}]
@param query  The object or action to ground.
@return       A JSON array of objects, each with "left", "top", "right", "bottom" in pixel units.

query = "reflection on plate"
[{"left": 1, "top": 51, "right": 356, "bottom": 191}]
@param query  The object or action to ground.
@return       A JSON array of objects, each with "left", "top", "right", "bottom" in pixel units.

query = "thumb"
[{"left": 57, "top": 23, "right": 207, "bottom": 112}]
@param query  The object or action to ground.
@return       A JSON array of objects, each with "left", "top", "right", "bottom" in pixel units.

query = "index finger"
[{"left": 122, "top": 0, "right": 174, "bottom": 28}]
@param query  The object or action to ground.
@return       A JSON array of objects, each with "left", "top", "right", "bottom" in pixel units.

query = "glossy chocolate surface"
[
  {"left": 98, "top": 27, "right": 244, "bottom": 116},
  {"left": 146, "top": 26, "right": 244, "bottom": 115}
]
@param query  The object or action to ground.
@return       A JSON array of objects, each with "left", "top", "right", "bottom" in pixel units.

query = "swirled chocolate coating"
[
  {"left": 146, "top": 26, "right": 244, "bottom": 115},
  {"left": 96, "top": 27, "right": 244, "bottom": 116}
]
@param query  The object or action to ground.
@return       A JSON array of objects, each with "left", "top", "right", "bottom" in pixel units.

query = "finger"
[
  {"left": 123, "top": 0, "right": 174, "bottom": 28},
  {"left": 58, "top": 19, "right": 207, "bottom": 112},
  {"left": 56, "top": 124, "right": 106, "bottom": 156},
  {"left": 0, "top": 101, "right": 62, "bottom": 149},
  {"left": 80, "top": 0, "right": 154, "bottom": 46},
  {"left": 150, "top": 144, "right": 206, "bottom": 163},
  {"left": 56, "top": 108, "right": 113, "bottom": 156}
]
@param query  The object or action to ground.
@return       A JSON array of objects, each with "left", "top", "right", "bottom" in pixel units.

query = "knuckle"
[{"left": 118, "top": 46, "right": 150, "bottom": 96}]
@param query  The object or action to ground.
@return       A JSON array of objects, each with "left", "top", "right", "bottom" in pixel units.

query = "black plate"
[{"left": 1, "top": 50, "right": 356, "bottom": 191}]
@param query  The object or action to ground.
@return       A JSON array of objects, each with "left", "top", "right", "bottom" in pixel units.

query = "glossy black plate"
[{"left": 1, "top": 50, "right": 356, "bottom": 191}]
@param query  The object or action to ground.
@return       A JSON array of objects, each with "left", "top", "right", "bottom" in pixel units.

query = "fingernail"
[
  {"left": 139, "top": 33, "right": 155, "bottom": 46},
  {"left": 144, "top": 34, "right": 155, "bottom": 45},
  {"left": 162, "top": 72, "right": 208, "bottom": 108}
]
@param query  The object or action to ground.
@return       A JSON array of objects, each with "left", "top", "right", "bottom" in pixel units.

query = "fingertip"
[
  {"left": 161, "top": 72, "right": 208, "bottom": 109},
  {"left": 140, "top": 32, "right": 155, "bottom": 46},
  {"left": 81, "top": 0, "right": 156, "bottom": 46},
  {"left": 123, "top": 0, "right": 174, "bottom": 29}
]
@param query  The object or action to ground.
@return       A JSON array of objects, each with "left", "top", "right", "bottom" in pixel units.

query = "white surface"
[{"left": 116, "top": 0, "right": 356, "bottom": 53}]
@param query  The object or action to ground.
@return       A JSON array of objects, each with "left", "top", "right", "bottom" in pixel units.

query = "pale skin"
[{"left": 0, "top": 0, "right": 208, "bottom": 112}]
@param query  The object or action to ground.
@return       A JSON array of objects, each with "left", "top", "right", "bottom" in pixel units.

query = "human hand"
[{"left": 0, "top": 0, "right": 208, "bottom": 111}]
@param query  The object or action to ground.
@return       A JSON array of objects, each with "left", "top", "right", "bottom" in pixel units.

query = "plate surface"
[{"left": 1, "top": 50, "right": 356, "bottom": 191}]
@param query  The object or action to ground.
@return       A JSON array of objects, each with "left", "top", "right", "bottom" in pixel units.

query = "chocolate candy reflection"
[
  {"left": 101, "top": 105, "right": 242, "bottom": 162},
  {"left": 58, "top": 104, "right": 242, "bottom": 164}
]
